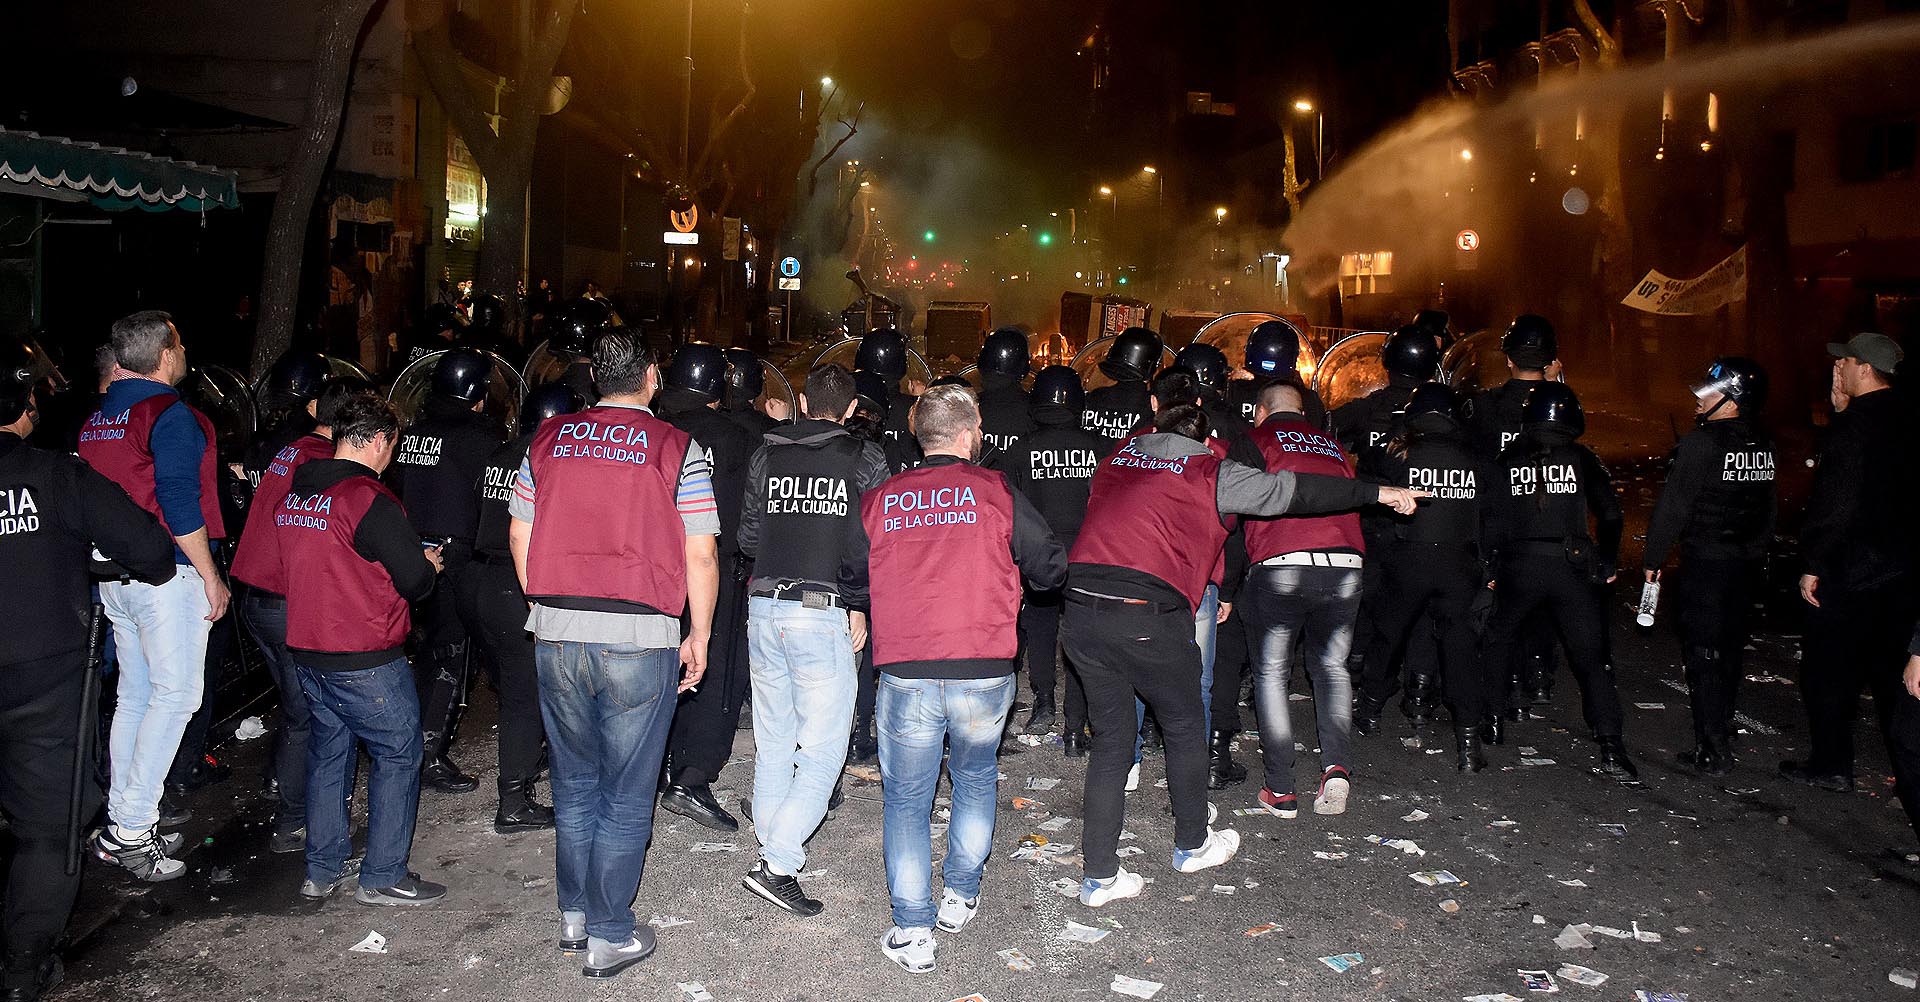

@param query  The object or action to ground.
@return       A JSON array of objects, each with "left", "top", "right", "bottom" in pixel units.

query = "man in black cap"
[
  {"left": 976, "top": 327, "right": 1035, "bottom": 461},
  {"left": 1081, "top": 327, "right": 1162, "bottom": 449},
  {"left": 2, "top": 339, "right": 175, "bottom": 1002},
  {"left": 1642, "top": 358, "right": 1776, "bottom": 776},
  {"left": 394, "top": 304, "right": 465, "bottom": 376},
  {"left": 387, "top": 347, "right": 506, "bottom": 793},
  {"left": 1781, "top": 333, "right": 1920, "bottom": 798},
  {"left": 654, "top": 345, "right": 758, "bottom": 832}
]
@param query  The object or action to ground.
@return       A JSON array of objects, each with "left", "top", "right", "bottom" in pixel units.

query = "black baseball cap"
[{"left": 1827, "top": 332, "right": 1903, "bottom": 375}]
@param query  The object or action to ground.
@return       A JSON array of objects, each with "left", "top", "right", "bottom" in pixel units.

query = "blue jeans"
[
  {"left": 534, "top": 640, "right": 679, "bottom": 943},
  {"left": 239, "top": 591, "right": 310, "bottom": 833},
  {"left": 877, "top": 674, "right": 1014, "bottom": 930},
  {"left": 1195, "top": 583, "right": 1219, "bottom": 736},
  {"left": 100, "top": 566, "right": 212, "bottom": 831},
  {"left": 1246, "top": 564, "right": 1361, "bottom": 794},
  {"left": 297, "top": 657, "right": 422, "bottom": 889},
  {"left": 746, "top": 596, "right": 856, "bottom": 876}
]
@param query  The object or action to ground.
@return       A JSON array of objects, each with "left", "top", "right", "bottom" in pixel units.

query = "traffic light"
[
  {"left": 1037, "top": 231, "right": 1053, "bottom": 246},
  {"left": 923, "top": 230, "right": 936, "bottom": 243},
  {"left": 1117, "top": 275, "right": 1129, "bottom": 285}
]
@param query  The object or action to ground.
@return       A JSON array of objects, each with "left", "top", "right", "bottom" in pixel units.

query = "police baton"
[{"left": 69, "top": 601, "right": 107, "bottom": 875}]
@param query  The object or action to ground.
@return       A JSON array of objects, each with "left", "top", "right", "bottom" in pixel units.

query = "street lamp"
[
  {"left": 1459, "top": 148, "right": 1474, "bottom": 162},
  {"left": 1214, "top": 206, "right": 1228, "bottom": 221},
  {"left": 1141, "top": 165, "right": 1162, "bottom": 208},
  {"left": 820, "top": 76, "right": 833, "bottom": 87},
  {"left": 1292, "top": 98, "right": 1324, "bottom": 180}
]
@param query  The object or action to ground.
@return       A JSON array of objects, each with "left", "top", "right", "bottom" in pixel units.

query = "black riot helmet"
[
  {"left": 0, "top": 338, "right": 38, "bottom": 425},
  {"left": 856, "top": 328, "right": 911, "bottom": 380},
  {"left": 468, "top": 293, "right": 508, "bottom": 337},
  {"left": 977, "top": 326, "right": 1031, "bottom": 378},
  {"left": 1411, "top": 309, "right": 1452, "bottom": 349},
  {"left": 1402, "top": 382, "right": 1461, "bottom": 432},
  {"left": 1100, "top": 326, "right": 1163, "bottom": 383},
  {"left": 1382, "top": 326, "right": 1442, "bottom": 385},
  {"left": 553, "top": 298, "right": 615, "bottom": 357},
  {"left": 423, "top": 301, "right": 465, "bottom": 335},
  {"left": 519, "top": 381, "right": 586, "bottom": 435},
  {"left": 853, "top": 369, "right": 892, "bottom": 416},
  {"left": 666, "top": 343, "right": 729, "bottom": 401},
  {"left": 1174, "top": 342, "right": 1230, "bottom": 394},
  {"left": 432, "top": 347, "right": 494, "bottom": 403},
  {"left": 1032, "top": 364, "right": 1084, "bottom": 412},
  {"left": 1245, "top": 319, "right": 1303, "bottom": 377},
  {"left": 1503, "top": 314, "right": 1558, "bottom": 370},
  {"left": 263, "top": 350, "right": 333, "bottom": 405},
  {"left": 1693, "top": 356, "right": 1768, "bottom": 418},
  {"left": 1520, "top": 381, "right": 1585, "bottom": 437},
  {"left": 724, "top": 347, "right": 764, "bottom": 403}
]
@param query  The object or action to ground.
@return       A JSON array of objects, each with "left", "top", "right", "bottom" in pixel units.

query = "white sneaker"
[
  {"left": 935, "top": 887, "right": 978, "bottom": 933},
  {"left": 1079, "top": 867, "right": 1145, "bottom": 907},
  {"left": 879, "top": 925, "right": 937, "bottom": 973},
  {"left": 1207, "top": 802, "right": 1219, "bottom": 825},
  {"left": 1313, "top": 768, "right": 1351, "bottom": 816},
  {"left": 1171, "top": 827, "right": 1242, "bottom": 873},
  {"left": 1125, "top": 763, "right": 1141, "bottom": 792}
]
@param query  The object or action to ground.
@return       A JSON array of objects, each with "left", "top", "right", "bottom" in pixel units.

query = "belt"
[
  {"left": 1259, "top": 550, "right": 1363, "bottom": 569},
  {"left": 472, "top": 550, "right": 516, "bottom": 567},
  {"left": 751, "top": 580, "right": 845, "bottom": 609},
  {"left": 245, "top": 588, "right": 287, "bottom": 609},
  {"left": 1065, "top": 589, "right": 1187, "bottom": 615}
]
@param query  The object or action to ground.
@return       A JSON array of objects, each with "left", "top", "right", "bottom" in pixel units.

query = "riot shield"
[
  {"left": 802, "top": 336, "right": 934, "bottom": 392},
  {"left": 181, "top": 364, "right": 257, "bottom": 460},
  {"left": 1192, "top": 312, "right": 1321, "bottom": 386},
  {"left": 1313, "top": 332, "right": 1393, "bottom": 412},
  {"left": 1441, "top": 328, "right": 1510, "bottom": 395},
  {"left": 520, "top": 339, "right": 575, "bottom": 389},
  {"left": 1068, "top": 335, "right": 1179, "bottom": 392},
  {"left": 252, "top": 356, "right": 369, "bottom": 405},
  {"left": 389, "top": 349, "right": 527, "bottom": 430},
  {"left": 740, "top": 356, "right": 798, "bottom": 420}
]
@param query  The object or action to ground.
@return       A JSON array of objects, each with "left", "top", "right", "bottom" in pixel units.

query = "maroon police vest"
[
  {"left": 231, "top": 433, "right": 332, "bottom": 594},
  {"left": 1243, "top": 415, "right": 1365, "bottom": 562},
  {"left": 78, "top": 389, "right": 227, "bottom": 540},
  {"left": 279, "top": 474, "right": 410, "bottom": 654},
  {"left": 1069, "top": 433, "right": 1229, "bottom": 611},
  {"left": 525, "top": 405, "right": 692, "bottom": 615},
  {"left": 861, "top": 462, "right": 1020, "bottom": 667}
]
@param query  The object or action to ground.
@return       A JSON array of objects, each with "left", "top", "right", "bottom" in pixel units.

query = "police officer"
[
  {"left": 2, "top": 339, "right": 175, "bottom": 1002},
  {"left": 387, "top": 347, "right": 506, "bottom": 793},
  {"left": 1642, "top": 359, "right": 1776, "bottom": 776},
  {"left": 394, "top": 303, "right": 464, "bottom": 375},
  {"left": 461, "top": 292, "right": 515, "bottom": 363},
  {"left": 1176, "top": 342, "right": 1251, "bottom": 440},
  {"left": 1081, "top": 327, "right": 1162, "bottom": 448},
  {"left": 543, "top": 299, "right": 614, "bottom": 405},
  {"left": 976, "top": 327, "right": 1035, "bottom": 460},
  {"left": 654, "top": 345, "right": 757, "bottom": 832},
  {"left": 1353, "top": 385, "right": 1491, "bottom": 770},
  {"left": 857, "top": 328, "right": 917, "bottom": 447},
  {"left": 1463, "top": 314, "right": 1564, "bottom": 710},
  {"left": 993, "top": 365, "right": 1103, "bottom": 747},
  {"left": 247, "top": 351, "right": 335, "bottom": 487},
  {"left": 723, "top": 347, "right": 785, "bottom": 437},
  {"left": 460, "top": 382, "right": 582, "bottom": 834},
  {"left": 852, "top": 369, "right": 921, "bottom": 474},
  {"left": 1478, "top": 382, "right": 1636, "bottom": 779},
  {"left": 1237, "top": 319, "right": 1326, "bottom": 429}
]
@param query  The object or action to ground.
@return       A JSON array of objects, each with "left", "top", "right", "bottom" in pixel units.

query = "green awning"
[{"left": 0, "top": 128, "right": 238, "bottom": 211}]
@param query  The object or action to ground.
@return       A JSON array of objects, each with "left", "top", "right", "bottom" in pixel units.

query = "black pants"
[
  {"left": 1210, "top": 600, "right": 1248, "bottom": 733},
  {"left": 1480, "top": 552, "right": 1623, "bottom": 739},
  {"left": 1062, "top": 596, "right": 1210, "bottom": 879},
  {"left": 1673, "top": 557, "right": 1758, "bottom": 752},
  {"left": 666, "top": 560, "right": 750, "bottom": 787},
  {"left": 1799, "top": 580, "right": 1920, "bottom": 781},
  {"left": 1363, "top": 542, "right": 1487, "bottom": 726},
  {"left": 1359, "top": 555, "right": 1443, "bottom": 711},
  {"left": 1, "top": 653, "right": 94, "bottom": 989},
  {"left": 414, "top": 556, "right": 472, "bottom": 752},
  {"left": 1020, "top": 589, "right": 1064, "bottom": 704},
  {"left": 453, "top": 560, "right": 546, "bottom": 791},
  {"left": 238, "top": 590, "right": 309, "bottom": 833}
]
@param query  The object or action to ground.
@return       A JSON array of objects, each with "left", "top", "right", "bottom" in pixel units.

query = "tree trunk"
[
  {"left": 477, "top": 159, "right": 531, "bottom": 313},
  {"left": 251, "top": 0, "right": 380, "bottom": 377}
]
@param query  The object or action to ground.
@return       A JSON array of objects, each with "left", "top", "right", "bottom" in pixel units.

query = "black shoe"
[
  {"left": 495, "top": 796, "right": 557, "bottom": 835},
  {"left": 181, "top": 755, "right": 231, "bottom": 791},
  {"left": 2, "top": 957, "right": 62, "bottom": 1002},
  {"left": 1525, "top": 687, "right": 1553, "bottom": 707},
  {"left": 158, "top": 793, "right": 193, "bottom": 828},
  {"left": 1062, "top": 727, "right": 1088, "bottom": 758},
  {"left": 355, "top": 873, "right": 448, "bottom": 906},
  {"left": 1594, "top": 737, "right": 1640, "bottom": 782},
  {"left": 847, "top": 714, "right": 878, "bottom": 764},
  {"left": 270, "top": 826, "right": 306, "bottom": 854},
  {"left": 1401, "top": 675, "right": 1438, "bottom": 725},
  {"left": 260, "top": 774, "right": 281, "bottom": 800},
  {"left": 1353, "top": 704, "right": 1384, "bottom": 737},
  {"left": 423, "top": 755, "right": 478, "bottom": 794},
  {"left": 1455, "top": 727, "right": 1487, "bottom": 773},
  {"left": 1141, "top": 721, "right": 1164, "bottom": 754},
  {"left": 582, "top": 929, "right": 657, "bottom": 978},
  {"left": 1024, "top": 696, "right": 1057, "bottom": 735},
  {"left": 1676, "top": 746, "right": 1733, "bottom": 777},
  {"left": 1208, "top": 729, "right": 1247, "bottom": 790},
  {"left": 1778, "top": 759, "right": 1853, "bottom": 792},
  {"left": 660, "top": 783, "right": 739, "bottom": 833},
  {"left": 741, "top": 860, "right": 822, "bottom": 916},
  {"left": 1502, "top": 703, "right": 1526, "bottom": 723},
  {"left": 1478, "top": 715, "right": 1506, "bottom": 746},
  {"left": 828, "top": 778, "right": 845, "bottom": 813}
]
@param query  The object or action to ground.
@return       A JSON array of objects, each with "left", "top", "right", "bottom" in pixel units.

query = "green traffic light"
[
  {"left": 1037, "top": 231, "right": 1053, "bottom": 245},
  {"left": 924, "top": 230, "right": 936, "bottom": 242},
  {"left": 1117, "top": 275, "right": 1129, "bottom": 284}
]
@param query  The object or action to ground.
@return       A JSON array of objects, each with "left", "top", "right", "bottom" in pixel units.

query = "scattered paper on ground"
[
  {"left": 1402, "top": 809, "right": 1430, "bottom": 822},
  {"left": 1314, "top": 851, "right": 1349, "bottom": 861},
  {"left": 1038, "top": 816, "right": 1072, "bottom": 832},
  {"left": 1116, "top": 845, "right": 1144, "bottom": 857},
  {"left": 1245, "top": 922, "right": 1281, "bottom": 938},
  {"left": 649, "top": 915, "right": 693, "bottom": 929},
  {"left": 233, "top": 716, "right": 266, "bottom": 740},
  {"left": 998, "top": 948, "right": 1035, "bottom": 972},
  {"left": 1410, "top": 870, "right": 1463, "bottom": 886},
  {"left": 1556, "top": 964, "right": 1608, "bottom": 987},
  {"left": 1518, "top": 969, "right": 1559, "bottom": 993},
  {"left": 1211, "top": 884, "right": 1236, "bottom": 895},
  {"left": 1058, "top": 921, "right": 1110, "bottom": 944},
  {"left": 1554, "top": 925, "right": 1595, "bottom": 950},
  {"left": 1367, "top": 835, "right": 1427, "bottom": 856},
  {"left": 1025, "top": 777, "right": 1062, "bottom": 791},
  {"left": 1319, "top": 953, "right": 1365, "bottom": 973},
  {"left": 1110, "top": 974, "right": 1164, "bottom": 999},
  {"left": 1464, "top": 995, "right": 1524, "bottom": 1002},
  {"left": 348, "top": 931, "right": 388, "bottom": 955},
  {"left": 688, "top": 842, "right": 739, "bottom": 853},
  {"left": 678, "top": 984, "right": 714, "bottom": 1002}
]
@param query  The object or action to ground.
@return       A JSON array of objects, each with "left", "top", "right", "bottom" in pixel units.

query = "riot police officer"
[
  {"left": 246, "top": 351, "right": 335, "bottom": 488},
  {"left": 460, "top": 381, "right": 581, "bottom": 833},
  {"left": 993, "top": 365, "right": 1104, "bottom": 747},
  {"left": 386, "top": 347, "right": 507, "bottom": 793},
  {"left": 654, "top": 345, "right": 758, "bottom": 832},
  {"left": 1235, "top": 319, "right": 1325, "bottom": 429},
  {"left": 853, "top": 369, "right": 921, "bottom": 474},
  {"left": 1354, "top": 384, "right": 1491, "bottom": 770},
  {"left": 461, "top": 292, "right": 516, "bottom": 364},
  {"left": 394, "top": 303, "right": 464, "bottom": 375},
  {"left": 723, "top": 347, "right": 781, "bottom": 437},
  {"left": 1176, "top": 342, "right": 1251, "bottom": 440},
  {"left": 2, "top": 339, "right": 175, "bottom": 1001},
  {"left": 857, "top": 327, "right": 916, "bottom": 447},
  {"left": 1082, "top": 326, "right": 1162, "bottom": 448},
  {"left": 977, "top": 327, "right": 1036, "bottom": 460},
  {"left": 544, "top": 298, "right": 614, "bottom": 405},
  {"left": 1478, "top": 382, "right": 1636, "bottom": 779},
  {"left": 1642, "top": 358, "right": 1776, "bottom": 775}
]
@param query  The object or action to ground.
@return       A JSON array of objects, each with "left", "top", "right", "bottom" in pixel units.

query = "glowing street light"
[
  {"left": 1141, "top": 165, "right": 1156, "bottom": 174},
  {"left": 1459, "top": 148, "right": 1474, "bottom": 162},
  {"left": 1214, "top": 206, "right": 1228, "bottom": 221},
  {"left": 820, "top": 76, "right": 833, "bottom": 87},
  {"left": 1097, "top": 185, "right": 1113, "bottom": 196},
  {"left": 1293, "top": 98, "right": 1314, "bottom": 113},
  {"left": 1293, "top": 99, "right": 1324, "bottom": 179}
]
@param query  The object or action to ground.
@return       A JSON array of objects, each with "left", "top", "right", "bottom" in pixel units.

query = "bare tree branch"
[
  {"left": 1569, "top": 0, "right": 1621, "bottom": 63},
  {"left": 691, "top": 1, "right": 756, "bottom": 184},
  {"left": 407, "top": 0, "right": 500, "bottom": 169},
  {"left": 806, "top": 102, "right": 863, "bottom": 195}
]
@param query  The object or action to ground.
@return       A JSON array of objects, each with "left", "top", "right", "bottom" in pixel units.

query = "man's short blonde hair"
[{"left": 913, "top": 384, "right": 979, "bottom": 450}]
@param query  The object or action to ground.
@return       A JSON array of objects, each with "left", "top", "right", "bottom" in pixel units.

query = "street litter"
[
  {"left": 649, "top": 915, "right": 694, "bottom": 929},
  {"left": 1557, "top": 879, "right": 1588, "bottom": 888},
  {"left": 1117, "top": 830, "right": 1136, "bottom": 840},
  {"left": 948, "top": 996, "right": 988, "bottom": 1002},
  {"left": 1533, "top": 915, "right": 1547, "bottom": 925},
  {"left": 678, "top": 984, "right": 714, "bottom": 1002},
  {"left": 1016, "top": 733, "right": 1044, "bottom": 746},
  {"left": 1521, "top": 757, "right": 1557, "bottom": 766},
  {"left": 1464, "top": 995, "right": 1524, "bottom": 1002},
  {"left": 1366, "top": 835, "right": 1427, "bottom": 856},
  {"left": 1518, "top": 970, "right": 1560, "bottom": 994},
  {"left": 462, "top": 955, "right": 483, "bottom": 970},
  {"left": 1153, "top": 778, "right": 1168, "bottom": 788},
  {"left": 209, "top": 866, "right": 237, "bottom": 884},
  {"left": 1891, "top": 968, "right": 1919, "bottom": 989},
  {"left": 349, "top": 931, "right": 388, "bottom": 955},
  {"left": 1631, "top": 993, "right": 1689, "bottom": 1002},
  {"left": 1058, "top": 921, "right": 1110, "bottom": 944},
  {"left": 998, "top": 948, "right": 1035, "bottom": 972},
  {"left": 1038, "top": 816, "right": 1073, "bottom": 832},
  {"left": 1313, "top": 851, "right": 1349, "bottom": 861},
  {"left": 1402, "top": 809, "right": 1431, "bottom": 822},
  {"left": 1048, "top": 877, "right": 1080, "bottom": 899},
  {"left": 1490, "top": 819, "right": 1519, "bottom": 829},
  {"left": 1583, "top": 924, "right": 1631, "bottom": 940},
  {"left": 1116, "top": 845, "right": 1144, "bottom": 857},
  {"left": 1439, "top": 899, "right": 1461, "bottom": 913},
  {"left": 688, "top": 842, "right": 738, "bottom": 853},
  {"left": 1554, "top": 925, "right": 1595, "bottom": 950},
  {"left": 1401, "top": 737, "right": 1422, "bottom": 748},
  {"left": 1110, "top": 974, "right": 1164, "bottom": 999},
  {"left": 1025, "top": 777, "right": 1061, "bottom": 791},
  {"left": 1633, "top": 702, "right": 1666, "bottom": 710},
  {"left": 1598, "top": 824, "right": 1627, "bottom": 836},
  {"left": 1211, "top": 884, "right": 1236, "bottom": 895},
  {"left": 1012, "top": 797, "right": 1041, "bottom": 810},
  {"left": 1318, "top": 953, "right": 1366, "bottom": 973},
  {"left": 1245, "top": 923, "right": 1281, "bottom": 938},
  {"left": 1632, "top": 922, "right": 1662, "bottom": 943},
  {"left": 1517, "top": 745, "right": 1539, "bottom": 755},
  {"left": 1410, "top": 870, "right": 1463, "bottom": 886},
  {"left": 1556, "top": 964, "right": 1608, "bottom": 987},
  {"left": 1038, "top": 841, "right": 1076, "bottom": 857},
  {"left": 233, "top": 716, "right": 267, "bottom": 740},
  {"left": 1231, "top": 808, "right": 1267, "bottom": 817}
]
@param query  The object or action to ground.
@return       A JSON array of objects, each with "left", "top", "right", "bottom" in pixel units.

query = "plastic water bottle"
[{"left": 1636, "top": 580, "right": 1661, "bottom": 628}]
